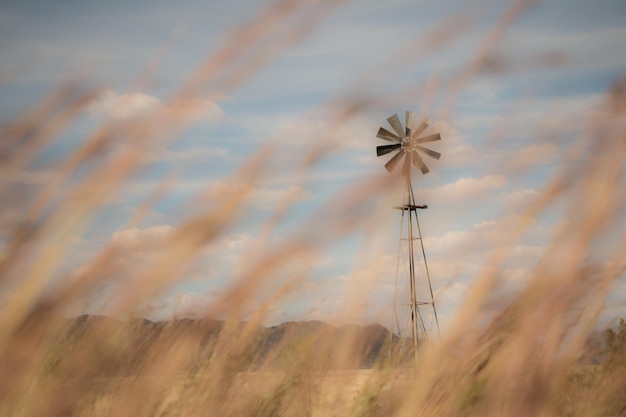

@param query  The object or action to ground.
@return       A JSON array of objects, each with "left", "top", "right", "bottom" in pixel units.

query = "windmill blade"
[
  {"left": 411, "top": 151, "right": 430, "bottom": 174},
  {"left": 376, "top": 143, "right": 401, "bottom": 157},
  {"left": 405, "top": 111, "right": 415, "bottom": 137},
  {"left": 415, "top": 132, "right": 441, "bottom": 143},
  {"left": 416, "top": 145, "right": 441, "bottom": 160},
  {"left": 385, "top": 149, "right": 405, "bottom": 173},
  {"left": 376, "top": 127, "right": 402, "bottom": 143},
  {"left": 387, "top": 114, "right": 406, "bottom": 138},
  {"left": 402, "top": 152, "right": 412, "bottom": 177},
  {"left": 411, "top": 118, "right": 431, "bottom": 139}
]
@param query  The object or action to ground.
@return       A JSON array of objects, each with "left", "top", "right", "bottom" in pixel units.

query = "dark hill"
[{"left": 53, "top": 315, "right": 400, "bottom": 375}]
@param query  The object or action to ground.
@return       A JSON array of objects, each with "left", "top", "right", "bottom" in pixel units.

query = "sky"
[{"left": 1, "top": 0, "right": 626, "bottom": 331}]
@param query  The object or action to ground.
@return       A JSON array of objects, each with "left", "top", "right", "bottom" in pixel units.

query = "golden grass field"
[{"left": 1, "top": 0, "right": 626, "bottom": 416}]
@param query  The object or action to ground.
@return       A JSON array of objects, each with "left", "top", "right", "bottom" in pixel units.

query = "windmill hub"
[{"left": 376, "top": 111, "right": 442, "bottom": 177}]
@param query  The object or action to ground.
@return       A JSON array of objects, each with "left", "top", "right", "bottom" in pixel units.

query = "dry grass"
[{"left": 1, "top": 0, "right": 626, "bottom": 416}]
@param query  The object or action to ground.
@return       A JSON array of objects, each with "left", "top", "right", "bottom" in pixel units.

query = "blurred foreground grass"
[{"left": 1, "top": 0, "right": 626, "bottom": 416}]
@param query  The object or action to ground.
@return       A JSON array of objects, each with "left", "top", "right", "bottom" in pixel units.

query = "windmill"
[{"left": 376, "top": 111, "right": 441, "bottom": 362}]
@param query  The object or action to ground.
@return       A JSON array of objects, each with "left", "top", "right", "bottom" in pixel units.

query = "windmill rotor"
[{"left": 376, "top": 111, "right": 441, "bottom": 177}]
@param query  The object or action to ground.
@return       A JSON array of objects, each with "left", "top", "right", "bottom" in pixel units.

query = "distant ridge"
[{"left": 52, "top": 315, "right": 404, "bottom": 376}]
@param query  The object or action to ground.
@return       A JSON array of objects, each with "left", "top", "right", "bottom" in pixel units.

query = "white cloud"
[
  {"left": 93, "top": 227, "right": 269, "bottom": 296},
  {"left": 420, "top": 216, "right": 547, "bottom": 296},
  {"left": 202, "top": 232, "right": 256, "bottom": 276},
  {"left": 418, "top": 175, "right": 507, "bottom": 204},
  {"left": 506, "top": 142, "right": 560, "bottom": 168},
  {"left": 226, "top": 109, "right": 382, "bottom": 155},
  {"left": 106, "top": 225, "right": 177, "bottom": 276},
  {"left": 64, "top": 225, "right": 181, "bottom": 312},
  {"left": 210, "top": 232, "right": 253, "bottom": 251},
  {"left": 438, "top": 282, "right": 469, "bottom": 305},
  {"left": 203, "top": 181, "right": 312, "bottom": 211},
  {"left": 256, "top": 185, "right": 313, "bottom": 211},
  {"left": 86, "top": 90, "right": 224, "bottom": 123},
  {"left": 165, "top": 97, "right": 224, "bottom": 123},
  {"left": 165, "top": 292, "right": 219, "bottom": 319},
  {"left": 501, "top": 267, "right": 532, "bottom": 284},
  {"left": 431, "top": 120, "right": 479, "bottom": 169},
  {"left": 86, "top": 90, "right": 160, "bottom": 119},
  {"left": 503, "top": 188, "right": 538, "bottom": 206},
  {"left": 425, "top": 220, "right": 500, "bottom": 256},
  {"left": 111, "top": 225, "right": 175, "bottom": 249}
]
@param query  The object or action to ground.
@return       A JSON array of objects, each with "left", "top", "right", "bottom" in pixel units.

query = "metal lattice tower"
[{"left": 375, "top": 111, "right": 441, "bottom": 363}]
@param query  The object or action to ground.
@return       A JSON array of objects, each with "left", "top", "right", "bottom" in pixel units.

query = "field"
[
  {"left": 2, "top": 0, "right": 626, "bottom": 416},
  {"left": 69, "top": 370, "right": 383, "bottom": 417}
]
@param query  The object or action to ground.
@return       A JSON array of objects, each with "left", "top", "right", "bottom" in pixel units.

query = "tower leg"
[
  {"left": 415, "top": 208, "right": 441, "bottom": 340},
  {"left": 406, "top": 178, "right": 419, "bottom": 366},
  {"left": 390, "top": 177, "right": 440, "bottom": 366}
]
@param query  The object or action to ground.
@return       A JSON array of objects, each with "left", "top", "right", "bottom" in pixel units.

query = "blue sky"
[{"left": 1, "top": 0, "right": 625, "bottom": 330}]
